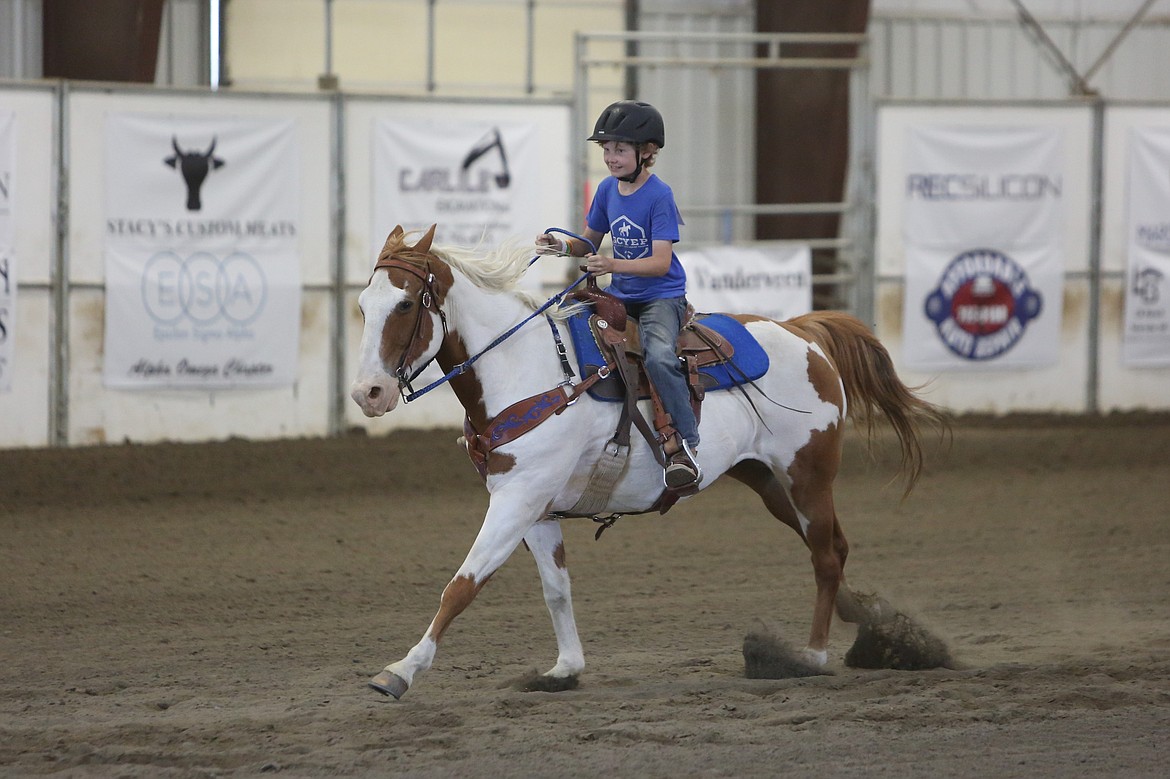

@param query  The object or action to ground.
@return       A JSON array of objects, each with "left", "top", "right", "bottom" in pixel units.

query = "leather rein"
[
  {"left": 371, "top": 232, "right": 694, "bottom": 531},
  {"left": 371, "top": 248, "right": 590, "bottom": 404}
]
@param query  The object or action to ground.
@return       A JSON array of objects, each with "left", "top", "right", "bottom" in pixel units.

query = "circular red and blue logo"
[{"left": 924, "top": 248, "right": 1043, "bottom": 360}]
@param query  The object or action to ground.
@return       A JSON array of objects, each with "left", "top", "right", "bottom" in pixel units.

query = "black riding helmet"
[
  {"left": 587, "top": 100, "right": 666, "bottom": 147},
  {"left": 588, "top": 100, "right": 665, "bottom": 182}
]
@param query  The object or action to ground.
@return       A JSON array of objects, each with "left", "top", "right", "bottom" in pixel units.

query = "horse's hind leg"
[
  {"left": 728, "top": 453, "right": 848, "bottom": 665},
  {"left": 797, "top": 484, "right": 844, "bottom": 664},
  {"left": 728, "top": 459, "right": 804, "bottom": 536},
  {"left": 522, "top": 519, "right": 585, "bottom": 687}
]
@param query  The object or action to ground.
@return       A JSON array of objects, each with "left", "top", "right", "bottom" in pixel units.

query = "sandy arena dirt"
[{"left": 2, "top": 414, "right": 1169, "bottom": 778}]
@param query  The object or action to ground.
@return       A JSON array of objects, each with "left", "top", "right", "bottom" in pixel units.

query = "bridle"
[
  {"left": 371, "top": 255, "right": 449, "bottom": 395},
  {"left": 366, "top": 227, "right": 595, "bottom": 404}
]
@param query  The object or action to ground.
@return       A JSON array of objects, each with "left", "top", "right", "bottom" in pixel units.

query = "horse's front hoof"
[{"left": 368, "top": 670, "right": 409, "bottom": 699}]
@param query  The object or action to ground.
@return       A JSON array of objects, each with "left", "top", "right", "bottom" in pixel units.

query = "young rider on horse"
[{"left": 537, "top": 100, "right": 701, "bottom": 488}]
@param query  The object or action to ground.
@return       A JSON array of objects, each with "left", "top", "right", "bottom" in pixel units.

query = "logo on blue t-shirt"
[{"left": 610, "top": 215, "right": 649, "bottom": 259}]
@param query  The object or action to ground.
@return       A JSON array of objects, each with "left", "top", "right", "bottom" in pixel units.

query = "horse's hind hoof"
[
  {"left": 836, "top": 588, "right": 894, "bottom": 625},
  {"left": 368, "top": 671, "right": 409, "bottom": 699}
]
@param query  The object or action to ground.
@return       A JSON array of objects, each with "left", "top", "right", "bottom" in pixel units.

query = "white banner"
[
  {"left": 372, "top": 117, "right": 542, "bottom": 259},
  {"left": 1123, "top": 126, "right": 1170, "bottom": 366},
  {"left": 0, "top": 109, "right": 14, "bottom": 393},
  {"left": 680, "top": 244, "right": 811, "bottom": 321},
  {"left": 902, "top": 125, "right": 1064, "bottom": 369},
  {"left": 104, "top": 113, "right": 301, "bottom": 389}
]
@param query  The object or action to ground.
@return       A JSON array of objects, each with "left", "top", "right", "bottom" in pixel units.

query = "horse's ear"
[
  {"left": 411, "top": 224, "right": 437, "bottom": 255},
  {"left": 379, "top": 225, "right": 406, "bottom": 256}
]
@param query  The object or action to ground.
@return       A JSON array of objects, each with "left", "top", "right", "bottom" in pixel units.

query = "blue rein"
[{"left": 400, "top": 228, "right": 597, "bottom": 403}]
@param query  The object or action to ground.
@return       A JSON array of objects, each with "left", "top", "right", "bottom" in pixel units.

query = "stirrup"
[{"left": 664, "top": 439, "right": 701, "bottom": 488}]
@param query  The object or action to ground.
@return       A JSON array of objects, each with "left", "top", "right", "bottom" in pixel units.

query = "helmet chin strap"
[{"left": 618, "top": 146, "right": 646, "bottom": 183}]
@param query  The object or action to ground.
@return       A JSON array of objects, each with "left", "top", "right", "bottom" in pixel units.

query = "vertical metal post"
[
  {"left": 318, "top": 0, "right": 339, "bottom": 90},
  {"left": 883, "top": 19, "right": 893, "bottom": 97},
  {"left": 325, "top": 0, "right": 333, "bottom": 74},
  {"left": 525, "top": 0, "right": 535, "bottom": 95},
  {"left": 851, "top": 37, "right": 876, "bottom": 327},
  {"left": 909, "top": 18, "right": 919, "bottom": 96},
  {"left": 623, "top": 0, "right": 639, "bottom": 99},
  {"left": 13, "top": 0, "right": 24, "bottom": 77},
  {"left": 959, "top": 18, "right": 969, "bottom": 99},
  {"left": 1086, "top": 97, "right": 1104, "bottom": 413},
  {"left": 210, "top": 0, "right": 224, "bottom": 89},
  {"left": 51, "top": 82, "right": 69, "bottom": 446},
  {"left": 165, "top": 0, "right": 175, "bottom": 85},
  {"left": 328, "top": 92, "right": 346, "bottom": 435},
  {"left": 572, "top": 32, "right": 587, "bottom": 232},
  {"left": 427, "top": 0, "right": 437, "bottom": 93}
]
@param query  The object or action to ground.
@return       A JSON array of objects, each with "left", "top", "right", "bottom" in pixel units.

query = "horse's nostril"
[{"left": 369, "top": 387, "right": 381, "bottom": 400}]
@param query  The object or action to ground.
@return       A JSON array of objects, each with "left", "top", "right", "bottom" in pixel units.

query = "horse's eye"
[{"left": 395, "top": 299, "right": 414, "bottom": 314}]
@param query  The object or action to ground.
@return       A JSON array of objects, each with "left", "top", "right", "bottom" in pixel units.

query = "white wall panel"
[
  {"left": 340, "top": 96, "right": 571, "bottom": 433},
  {"left": 64, "top": 87, "right": 334, "bottom": 445},
  {"left": 4, "top": 77, "right": 1167, "bottom": 447},
  {"left": 1099, "top": 105, "right": 1170, "bottom": 410},
  {"left": 877, "top": 104, "right": 1094, "bottom": 276},
  {"left": 876, "top": 103, "right": 1095, "bottom": 413},
  {"left": 0, "top": 86, "right": 54, "bottom": 447}
]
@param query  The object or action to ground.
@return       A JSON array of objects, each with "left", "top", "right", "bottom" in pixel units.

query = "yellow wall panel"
[{"left": 226, "top": 0, "right": 623, "bottom": 94}]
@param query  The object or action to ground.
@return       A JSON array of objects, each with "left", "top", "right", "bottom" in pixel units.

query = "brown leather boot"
[{"left": 664, "top": 439, "right": 701, "bottom": 488}]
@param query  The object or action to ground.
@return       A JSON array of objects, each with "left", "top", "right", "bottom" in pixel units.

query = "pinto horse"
[{"left": 350, "top": 225, "right": 947, "bottom": 699}]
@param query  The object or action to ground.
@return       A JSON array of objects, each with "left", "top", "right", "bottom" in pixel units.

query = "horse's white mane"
[
  {"left": 432, "top": 240, "right": 587, "bottom": 319},
  {"left": 432, "top": 241, "right": 536, "bottom": 299}
]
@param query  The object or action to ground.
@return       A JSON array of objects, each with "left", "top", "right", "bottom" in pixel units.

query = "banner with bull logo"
[
  {"left": 1123, "top": 126, "right": 1170, "bottom": 366},
  {"left": 679, "top": 244, "right": 811, "bottom": 321},
  {"left": 901, "top": 124, "right": 1065, "bottom": 370},
  {"left": 103, "top": 113, "right": 300, "bottom": 389},
  {"left": 0, "top": 109, "right": 14, "bottom": 393},
  {"left": 371, "top": 118, "right": 541, "bottom": 281}
]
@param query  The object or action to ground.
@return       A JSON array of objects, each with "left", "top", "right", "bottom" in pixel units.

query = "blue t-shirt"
[{"left": 585, "top": 174, "right": 686, "bottom": 303}]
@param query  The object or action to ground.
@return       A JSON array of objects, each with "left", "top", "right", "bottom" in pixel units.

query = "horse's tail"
[{"left": 786, "top": 310, "right": 950, "bottom": 497}]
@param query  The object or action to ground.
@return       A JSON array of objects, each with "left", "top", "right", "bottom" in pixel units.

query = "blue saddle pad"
[{"left": 565, "top": 310, "right": 770, "bottom": 403}]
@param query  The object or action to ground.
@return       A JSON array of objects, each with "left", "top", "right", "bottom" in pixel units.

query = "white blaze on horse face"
[{"left": 350, "top": 273, "right": 409, "bottom": 417}]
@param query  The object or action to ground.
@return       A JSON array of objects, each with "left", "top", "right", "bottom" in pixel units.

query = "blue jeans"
[{"left": 626, "top": 296, "right": 699, "bottom": 449}]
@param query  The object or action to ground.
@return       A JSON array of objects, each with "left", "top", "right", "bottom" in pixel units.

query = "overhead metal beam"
[
  {"left": 1011, "top": 0, "right": 1161, "bottom": 97},
  {"left": 1083, "top": 0, "right": 1160, "bottom": 83},
  {"left": 1010, "top": 0, "right": 1094, "bottom": 95}
]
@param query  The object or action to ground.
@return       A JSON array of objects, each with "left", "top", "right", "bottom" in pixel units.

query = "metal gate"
[{"left": 573, "top": 28, "right": 875, "bottom": 325}]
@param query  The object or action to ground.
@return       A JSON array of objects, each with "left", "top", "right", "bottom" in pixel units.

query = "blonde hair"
[{"left": 641, "top": 142, "right": 660, "bottom": 168}]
